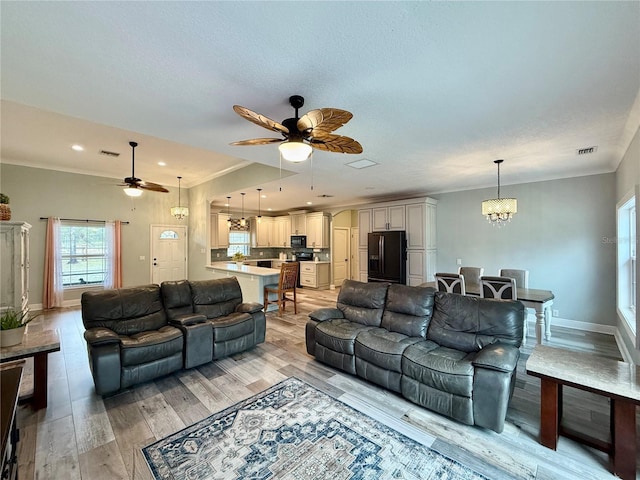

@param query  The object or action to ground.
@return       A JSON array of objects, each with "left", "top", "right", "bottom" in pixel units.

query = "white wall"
[{"left": 433, "top": 173, "right": 616, "bottom": 328}]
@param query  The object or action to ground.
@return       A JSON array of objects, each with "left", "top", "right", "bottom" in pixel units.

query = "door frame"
[{"left": 149, "top": 224, "right": 188, "bottom": 283}]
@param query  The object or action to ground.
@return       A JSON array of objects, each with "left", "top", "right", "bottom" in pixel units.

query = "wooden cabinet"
[
  {"left": 251, "top": 217, "right": 274, "bottom": 247},
  {"left": 0, "top": 222, "right": 30, "bottom": 311},
  {"left": 273, "top": 216, "right": 291, "bottom": 248},
  {"left": 305, "top": 212, "right": 330, "bottom": 248},
  {"left": 358, "top": 209, "right": 371, "bottom": 248},
  {"left": 372, "top": 205, "right": 405, "bottom": 231},
  {"left": 210, "top": 214, "right": 229, "bottom": 249},
  {"left": 300, "top": 262, "right": 330, "bottom": 289},
  {"left": 290, "top": 214, "right": 306, "bottom": 235}
]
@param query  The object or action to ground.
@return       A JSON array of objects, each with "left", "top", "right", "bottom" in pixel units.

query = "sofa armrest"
[
  {"left": 309, "top": 307, "right": 343, "bottom": 322},
  {"left": 236, "top": 302, "right": 264, "bottom": 314},
  {"left": 472, "top": 343, "right": 520, "bottom": 373},
  {"left": 169, "top": 313, "right": 208, "bottom": 327},
  {"left": 84, "top": 328, "right": 121, "bottom": 346}
]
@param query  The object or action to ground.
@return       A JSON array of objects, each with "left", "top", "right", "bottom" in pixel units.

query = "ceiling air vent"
[
  {"left": 99, "top": 149, "right": 120, "bottom": 157},
  {"left": 576, "top": 146, "right": 597, "bottom": 156},
  {"left": 317, "top": 194, "right": 334, "bottom": 198}
]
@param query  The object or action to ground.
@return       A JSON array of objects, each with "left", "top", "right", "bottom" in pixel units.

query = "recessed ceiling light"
[
  {"left": 306, "top": 201, "right": 313, "bottom": 205},
  {"left": 71, "top": 144, "right": 84, "bottom": 152},
  {"left": 261, "top": 194, "right": 267, "bottom": 198},
  {"left": 346, "top": 158, "right": 378, "bottom": 169},
  {"left": 224, "top": 203, "right": 230, "bottom": 207},
  {"left": 158, "top": 161, "right": 166, "bottom": 166},
  {"left": 267, "top": 208, "right": 272, "bottom": 211}
]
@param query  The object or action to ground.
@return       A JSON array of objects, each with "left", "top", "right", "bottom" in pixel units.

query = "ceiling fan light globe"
[
  {"left": 279, "top": 141, "right": 312, "bottom": 162},
  {"left": 124, "top": 186, "right": 143, "bottom": 197}
]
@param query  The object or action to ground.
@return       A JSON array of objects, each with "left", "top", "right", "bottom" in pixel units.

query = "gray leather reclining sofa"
[
  {"left": 305, "top": 279, "right": 524, "bottom": 433},
  {"left": 81, "top": 277, "right": 265, "bottom": 395}
]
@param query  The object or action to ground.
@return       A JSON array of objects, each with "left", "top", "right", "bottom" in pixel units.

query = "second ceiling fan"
[{"left": 231, "top": 95, "right": 363, "bottom": 162}]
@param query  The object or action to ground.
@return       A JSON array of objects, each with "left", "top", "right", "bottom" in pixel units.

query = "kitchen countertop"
[{"left": 207, "top": 262, "right": 281, "bottom": 277}]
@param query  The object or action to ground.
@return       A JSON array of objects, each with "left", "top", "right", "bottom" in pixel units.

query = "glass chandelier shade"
[
  {"left": 481, "top": 159, "right": 517, "bottom": 226},
  {"left": 279, "top": 140, "right": 312, "bottom": 162},
  {"left": 171, "top": 176, "right": 189, "bottom": 219}
]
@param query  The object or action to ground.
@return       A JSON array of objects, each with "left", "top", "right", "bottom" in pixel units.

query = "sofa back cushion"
[
  {"left": 81, "top": 285, "right": 167, "bottom": 335},
  {"left": 189, "top": 277, "right": 243, "bottom": 319},
  {"left": 427, "top": 292, "right": 524, "bottom": 352},
  {"left": 381, "top": 285, "right": 435, "bottom": 337},
  {"left": 160, "top": 280, "right": 194, "bottom": 321},
  {"left": 337, "top": 280, "right": 389, "bottom": 326}
]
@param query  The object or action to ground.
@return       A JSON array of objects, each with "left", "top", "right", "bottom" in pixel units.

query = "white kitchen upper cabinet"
[
  {"left": 358, "top": 209, "right": 371, "bottom": 248},
  {"left": 405, "top": 203, "right": 425, "bottom": 249},
  {"left": 274, "top": 216, "right": 291, "bottom": 248},
  {"left": 426, "top": 203, "right": 437, "bottom": 250},
  {"left": 305, "top": 212, "right": 330, "bottom": 248},
  {"left": 372, "top": 205, "right": 405, "bottom": 231},
  {"left": 251, "top": 217, "right": 274, "bottom": 247},
  {"left": 210, "top": 214, "right": 230, "bottom": 249},
  {"left": 290, "top": 214, "right": 306, "bottom": 235}
]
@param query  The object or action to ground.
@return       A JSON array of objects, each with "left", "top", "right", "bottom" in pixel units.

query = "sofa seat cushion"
[
  {"left": 315, "top": 319, "right": 375, "bottom": 355},
  {"left": 209, "top": 312, "right": 253, "bottom": 342},
  {"left": 120, "top": 326, "right": 183, "bottom": 367},
  {"left": 355, "top": 328, "right": 422, "bottom": 372},
  {"left": 402, "top": 341, "right": 475, "bottom": 398}
]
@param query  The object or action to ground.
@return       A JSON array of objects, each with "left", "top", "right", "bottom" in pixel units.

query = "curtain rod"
[{"left": 39, "top": 217, "right": 130, "bottom": 225}]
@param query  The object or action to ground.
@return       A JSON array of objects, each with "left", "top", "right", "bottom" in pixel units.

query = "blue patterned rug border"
[{"left": 142, "top": 376, "right": 494, "bottom": 479}]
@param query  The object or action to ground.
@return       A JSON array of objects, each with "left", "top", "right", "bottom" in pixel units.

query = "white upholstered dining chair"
[
  {"left": 457, "top": 266, "right": 484, "bottom": 288},
  {"left": 499, "top": 269, "right": 529, "bottom": 289}
]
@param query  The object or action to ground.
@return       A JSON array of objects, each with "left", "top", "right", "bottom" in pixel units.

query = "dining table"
[{"left": 422, "top": 282, "right": 555, "bottom": 345}]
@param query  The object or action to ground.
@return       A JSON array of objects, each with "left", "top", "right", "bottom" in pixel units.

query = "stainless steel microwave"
[{"left": 290, "top": 235, "right": 307, "bottom": 248}]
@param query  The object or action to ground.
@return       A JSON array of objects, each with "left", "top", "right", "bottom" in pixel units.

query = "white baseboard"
[{"left": 29, "top": 299, "right": 81, "bottom": 312}]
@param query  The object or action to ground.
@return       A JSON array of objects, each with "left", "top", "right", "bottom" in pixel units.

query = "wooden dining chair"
[
  {"left": 264, "top": 262, "right": 299, "bottom": 314},
  {"left": 457, "top": 266, "right": 484, "bottom": 288},
  {"left": 434, "top": 272, "right": 466, "bottom": 295},
  {"left": 480, "top": 276, "right": 517, "bottom": 300},
  {"left": 499, "top": 269, "right": 529, "bottom": 289}
]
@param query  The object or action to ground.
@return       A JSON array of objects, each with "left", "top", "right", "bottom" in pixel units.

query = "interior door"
[
  {"left": 332, "top": 227, "right": 349, "bottom": 287},
  {"left": 151, "top": 225, "right": 187, "bottom": 284},
  {"left": 350, "top": 227, "right": 359, "bottom": 281}
]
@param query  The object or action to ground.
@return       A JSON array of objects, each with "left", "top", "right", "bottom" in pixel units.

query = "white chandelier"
[
  {"left": 170, "top": 176, "right": 189, "bottom": 219},
  {"left": 481, "top": 159, "right": 517, "bottom": 226}
]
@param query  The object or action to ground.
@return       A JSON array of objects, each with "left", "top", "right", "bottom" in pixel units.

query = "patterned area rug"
[{"left": 142, "top": 377, "right": 489, "bottom": 480}]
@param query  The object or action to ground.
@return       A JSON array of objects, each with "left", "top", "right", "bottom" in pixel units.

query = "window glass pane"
[
  {"left": 60, "top": 222, "right": 108, "bottom": 287},
  {"left": 227, "top": 231, "right": 250, "bottom": 257},
  {"left": 160, "top": 230, "right": 179, "bottom": 239}
]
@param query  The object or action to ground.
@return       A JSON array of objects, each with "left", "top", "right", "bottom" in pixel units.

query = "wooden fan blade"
[
  {"left": 138, "top": 181, "right": 169, "bottom": 193},
  {"left": 230, "top": 138, "right": 285, "bottom": 146},
  {"left": 298, "top": 108, "right": 353, "bottom": 134},
  {"left": 310, "top": 133, "right": 363, "bottom": 154},
  {"left": 233, "top": 105, "right": 289, "bottom": 134}
]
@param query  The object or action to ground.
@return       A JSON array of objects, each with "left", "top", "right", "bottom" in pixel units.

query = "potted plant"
[
  {"left": 232, "top": 251, "right": 246, "bottom": 266},
  {"left": 0, "top": 193, "right": 10, "bottom": 221},
  {"left": 0, "top": 308, "right": 40, "bottom": 347}
]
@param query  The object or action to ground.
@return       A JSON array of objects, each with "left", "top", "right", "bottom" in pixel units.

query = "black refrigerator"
[{"left": 367, "top": 231, "right": 407, "bottom": 284}]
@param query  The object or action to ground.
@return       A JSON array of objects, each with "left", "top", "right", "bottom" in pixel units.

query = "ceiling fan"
[
  {"left": 119, "top": 141, "right": 169, "bottom": 197},
  {"left": 230, "top": 95, "right": 363, "bottom": 162}
]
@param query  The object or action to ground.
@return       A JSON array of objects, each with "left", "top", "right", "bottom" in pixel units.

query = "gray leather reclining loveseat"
[
  {"left": 305, "top": 279, "right": 524, "bottom": 433},
  {"left": 81, "top": 277, "right": 265, "bottom": 395}
]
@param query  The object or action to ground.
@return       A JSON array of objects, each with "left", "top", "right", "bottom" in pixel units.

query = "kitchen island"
[{"left": 206, "top": 262, "right": 281, "bottom": 309}]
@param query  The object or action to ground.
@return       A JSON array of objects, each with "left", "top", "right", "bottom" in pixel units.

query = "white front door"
[
  {"left": 151, "top": 225, "right": 187, "bottom": 284},
  {"left": 333, "top": 227, "right": 349, "bottom": 287}
]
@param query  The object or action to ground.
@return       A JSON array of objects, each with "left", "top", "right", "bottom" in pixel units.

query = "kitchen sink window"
[{"left": 227, "top": 220, "right": 250, "bottom": 257}]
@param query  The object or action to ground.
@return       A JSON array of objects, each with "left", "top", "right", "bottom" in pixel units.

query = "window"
[
  {"left": 617, "top": 192, "right": 637, "bottom": 333},
  {"left": 60, "top": 222, "right": 107, "bottom": 287},
  {"left": 160, "top": 230, "right": 179, "bottom": 239},
  {"left": 227, "top": 231, "right": 250, "bottom": 257}
]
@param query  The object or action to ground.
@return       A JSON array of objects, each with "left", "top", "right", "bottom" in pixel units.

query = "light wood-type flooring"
[{"left": 12, "top": 287, "right": 639, "bottom": 479}]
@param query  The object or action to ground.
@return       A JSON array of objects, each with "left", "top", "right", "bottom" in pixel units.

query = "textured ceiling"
[{"left": 1, "top": 1, "right": 639, "bottom": 213}]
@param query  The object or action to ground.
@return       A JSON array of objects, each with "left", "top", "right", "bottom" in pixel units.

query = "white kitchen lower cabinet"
[
  {"left": 300, "top": 262, "right": 330, "bottom": 289},
  {"left": 407, "top": 250, "right": 425, "bottom": 286}
]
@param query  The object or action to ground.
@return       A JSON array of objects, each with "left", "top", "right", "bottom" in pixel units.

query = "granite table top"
[
  {"left": 0, "top": 328, "right": 61, "bottom": 362},
  {"left": 526, "top": 345, "right": 640, "bottom": 402}
]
